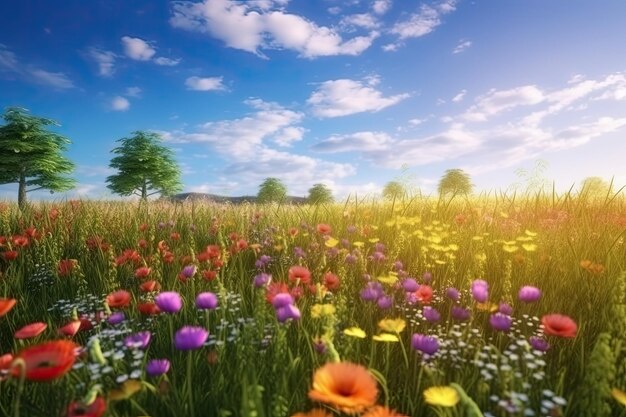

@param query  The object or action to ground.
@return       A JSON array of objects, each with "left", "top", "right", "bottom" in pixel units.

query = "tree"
[
  {"left": 106, "top": 131, "right": 182, "bottom": 200},
  {"left": 579, "top": 176, "right": 612, "bottom": 199},
  {"left": 438, "top": 169, "right": 473, "bottom": 197},
  {"left": 257, "top": 178, "right": 287, "bottom": 203},
  {"left": 0, "top": 107, "right": 75, "bottom": 209},
  {"left": 308, "top": 183, "right": 334, "bottom": 205},
  {"left": 382, "top": 181, "right": 406, "bottom": 201}
]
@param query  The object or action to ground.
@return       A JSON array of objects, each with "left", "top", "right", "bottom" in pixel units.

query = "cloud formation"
[
  {"left": 0, "top": 45, "right": 74, "bottom": 89},
  {"left": 185, "top": 76, "right": 225, "bottom": 91}
]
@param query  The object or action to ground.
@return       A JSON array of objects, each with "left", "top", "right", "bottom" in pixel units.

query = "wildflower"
[
  {"left": 196, "top": 292, "right": 218, "bottom": 310},
  {"left": 423, "top": 386, "right": 460, "bottom": 407},
  {"left": 323, "top": 272, "right": 340, "bottom": 291},
  {"left": 155, "top": 291, "right": 183, "bottom": 314},
  {"left": 402, "top": 278, "right": 419, "bottom": 292},
  {"left": 134, "top": 267, "right": 151, "bottom": 279},
  {"left": 146, "top": 359, "right": 170, "bottom": 377},
  {"left": 109, "top": 380, "right": 143, "bottom": 401},
  {"left": 276, "top": 304, "right": 301, "bottom": 323},
  {"left": 415, "top": 285, "right": 433, "bottom": 304},
  {"left": 518, "top": 286, "right": 542, "bottom": 303},
  {"left": 291, "top": 409, "right": 332, "bottom": 417},
  {"left": 489, "top": 313, "right": 512, "bottom": 332},
  {"left": 107, "top": 312, "right": 125, "bottom": 325},
  {"left": 13, "top": 340, "right": 78, "bottom": 381},
  {"left": 139, "top": 280, "right": 161, "bottom": 292},
  {"left": 612, "top": 388, "right": 626, "bottom": 407},
  {"left": 0, "top": 298, "right": 16, "bottom": 317},
  {"left": 308, "top": 362, "right": 378, "bottom": 413},
  {"left": 311, "top": 304, "right": 336, "bottom": 318},
  {"left": 106, "top": 290, "right": 132, "bottom": 308},
  {"left": 15, "top": 322, "right": 47, "bottom": 339},
  {"left": 378, "top": 318, "right": 406, "bottom": 333},
  {"left": 289, "top": 266, "right": 311, "bottom": 285},
  {"left": 58, "top": 320, "right": 82, "bottom": 337},
  {"left": 179, "top": 264, "right": 197, "bottom": 281},
  {"left": 541, "top": 314, "right": 577, "bottom": 338},
  {"left": 451, "top": 306, "right": 471, "bottom": 321},
  {"left": 471, "top": 280, "right": 489, "bottom": 303},
  {"left": 445, "top": 287, "right": 460, "bottom": 301},
  {"left": 58, "top": 259, "right": 77, "bottom": 277},
  {"left": 361, "top": 282, "right": 383, "bottom": 301},
  {"left": 253, "top": 273, "right": 271, "bottom": 288},
  {"left": 2, "top": 250, "right": 18, "bottom": 261},
  {"left": 67, "top": 396, "right": 107, "bottom": 417},
  {"left": 373, "top": 333, "right": 399, "bottom": 342},
  {"left": 316, "top": 223, "right": 332, "bottom": 235},
  {"left": 423, "top": 306, "right": 441, "bottom": 323},
  {"left": 272, "top": 293, "right": 294, "bottom": 309},
  {"left": 529, "top": 336, "right": 550, "bottom": 352},
  {"left": 344, "top": 327, "right": 367, "bottom": 338},
  {"left": 411, "top": 334, "right": 439, "bottom": 355},
  {"left": 202, "top": 270, "right": 217, "bottom": 281},
  {"left": 138, "top": 302, "right": 160, "bottom": 315},
  {"left": 498, "top": 303, "right": 513, "bottom": 315},
  {"left": 362, "top": 406, "right": 409, "bottom": 417},
  {"left": 377, "top": 295, "right": 393, "bottom": 309},
  {"left": 124, "top": 331, "right": 151, "bottom": 349},
  {"left": 422, "top": 272, "right": 433, "bottom": 283},
  {"left": 174, "top": 326, "right": 208, "bottom": 350}
]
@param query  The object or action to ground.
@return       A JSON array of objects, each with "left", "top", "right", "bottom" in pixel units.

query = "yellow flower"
[
  {"left": 522, "top": 243, "right": 537, "bottom": 252},
  {"left": 372, "top": 333, "right": 399, "bottom": 342},
  {"left": 109, "top": 380, "right": 143, "bottom": 401},
  {"left": 612, "top": 388, "right": 626, "bottom": 406},
  {"left": 502, "top": 244, "right": 519, "bottom": 253},
  {"left": 475, "top": 302, "right": 498, "bottom": 312},
  {"left": 344, "top": 327, "right": 366, "bottom": 338},
  {"left": 368, "top": 238, "right": 380, "bottom": 243},
  {"left": 353, "top": 241, "right": 365, "bottom": 248},
  {"left": 378, "top": 318, "right": 406, "bottom": 333},
  {"left": 524, "top": 229, "right": 537, "bottom": 237},
  {"left": 325, "top": 237, "right": 339, "bottom": 248},
  {"left": 423, "top": 386, "right": 460, "bottom": 407},
  {"left": 311, "top": 304, "right": 336, "bottom": 319},
  {"left": 377, "top": 274, "right": 398, "bottom": 285}
]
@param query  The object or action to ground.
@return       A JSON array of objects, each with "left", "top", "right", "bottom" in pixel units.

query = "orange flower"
[
  {"left": 316, "top": 224, "right": 332, "bottom": 235},
  {"left": 15, "top": 322, "right": 47, "bottom": 339},
  {"left": 14, "top": 340, "right": 78, "bottom": 381},
  {"left": 106, "top": 290, "right": 132, "bottom": 308},
  {"left": 289, "top": 266, "right": 311, "bottom": 285},
  {"left": 67, "top": 396, "right": 107, "bottom": 417},
  {"left": 541, "top": 314, "right": 577, "bottom": 338},
  {"left": 170, "top": 232, "right": 180, "bottom": 241},
  {"left": 362, "top": 406, "right": 410, "bottom": 417},
  {"left": 289, "top": 227, "right": 299, "bottom": 237},
  {"left": 308, "top": 362, "right": 378, "bottom": 413},
  {"left": 0, "top": 298, "right": 17, "bottom": 317},
  {"left": 291, "top": 409, "right": 332, "bottom": 417}
]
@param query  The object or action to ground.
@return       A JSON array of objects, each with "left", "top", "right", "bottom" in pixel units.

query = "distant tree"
[
  {"left": 257, "top": 177, "right": 287, "bottom": 203},
  {"left": 579, "top": 176, "right": 611, "bottom": 199},
  {"left": 438, "top": 169, "right": 473, "bottom": 197},
  {"left": 0, "top": 107, "right": 75, "bottom": 209},
  {"left": 382, "top": 181, "right": 406, "bottom": 201},
  {"left": 308, "top": 183, "right": 334, "bottom": 205},
  {"left": 106, "top": 131, "right": 182, "bottom": 200}
]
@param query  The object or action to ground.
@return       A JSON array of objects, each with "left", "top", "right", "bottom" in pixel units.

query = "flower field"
[{"left": 1, "top": 195, "right": 625, "bottom": 417}]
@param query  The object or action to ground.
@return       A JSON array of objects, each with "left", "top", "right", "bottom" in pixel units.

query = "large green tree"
[
  {"left": 257, "top": 177, "right": 287, "bottom": 203},
  {"left": 438, "top": 169, "right": 473, "bottom": 197},
  {"left": 0, "top": 107, "right": 75, "bottom": 209},
  {"left": 308, "top": 183, "right": 334, "bottom": 205},
  {"left": 106, "top": 131, "right": 182, "bottom": 200},
  {"left": 579, "top": 176, "right": 612, "bottom": 199},
  {"left": 382, "top": 181, "right": 406, "bottom": 201}
]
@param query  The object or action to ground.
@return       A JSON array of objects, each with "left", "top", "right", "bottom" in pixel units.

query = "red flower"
[
  {"left": 139, "top": 280, "right": 161, "bottom": 292},
  {"left": 58, "top": 259, "right": 78, "bottom": 277},
  {"left": 0, "top": 353, "right": 13, "bottom": 374},
  {"left": 59, "top": 320, "right": 82, "bottom": 337},
  {"left": 316, "top": 223, "right": 332, "bottom": 235},
  {"left": 139, "top": 223, "right": 149, "bottom": 232},
  {"left": 12, "top": 235, "right": 29, "bottom": 247},
  {"left": 134, "top": 267, "right": 151, "bottom": 279},
  {"left": 289, "top": 266, "right": 311, "bottom": 285},
  {"left": 289, "top": 227, "right": 299, "bottom": 237},
  {"left": 106, "top": 290, "right": 132, "bottom": 308},
  {"left": 138, "top": 302, "right": 161, "bottom": 315},
  {"left": 67, "top": 396, "right": 107, "bottom": 417},
  {"left": 170, "top": 232, "right": 180, "bottom": 241},
  {"left": 0, "top": 298, "right": 17, "bottom": 317},
  {"left": 323, "top": 272, "right": 341, "bottom": 291},
  {"left": 202, "top": 270, "right": 217, "bottom": 281},
  {"left": 15, "top": 322, "right": 47, "bottom": 339},
  {"left": 162, "top": 251, "right": 175, "bottom": 264},
  {"left": 137, "top": 239, "right": 148, "bottom": 249},
  {"left": 415, "top": 285, "right": 433, "bottom": 304},
  {"left": 2, "top": 250, "right": 19, "bottom": 261},
  {"left": 541, "top": 314, "right": 577, "bottom": 338},
  {"left": 14, "top": 340, "right": 78, "bottom": 382},
  {"left": 266, "top": 282, "right": 290, "bottom": 304}
]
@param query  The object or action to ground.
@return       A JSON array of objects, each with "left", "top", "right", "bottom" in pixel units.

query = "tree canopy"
[
  {"left": 382, "top": 181, "right": 406, "bottom": 201},
  {"left": 438, "top": 169, "right": 473, "bottom": 197},
  {"left": 308, "top": 183, "right": 334, "bottom": 205},
  {"left": 579, "top": 176, "right": 612, "bottom": 199},
  {"left": 257, "top": 178, "right": 287, "bottom": 203},
  {"left": 106, "top": 131, "right": 182, "bottom": 200},
  {"left": 0, "top": 107, "right": 75, "bottom": 209}
]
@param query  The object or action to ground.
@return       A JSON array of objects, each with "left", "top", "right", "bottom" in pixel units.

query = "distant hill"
[{"left": 168, "top": 192, "right": 308, "bottom": 204}]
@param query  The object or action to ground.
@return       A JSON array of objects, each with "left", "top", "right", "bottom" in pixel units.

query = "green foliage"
[
  {"left": 307, "top": 183, "right": 334, "bottom": 205},
  {"left": 438, "top": 168, "right": 473, "bottom": 197},
  {"left": 572, "top": 333, "right": 615, "bottom": 416},
  {"left": 257, "top": 177, "right": 287, "bottom": 203},
  {"left": 382, "top": 181, "right": 406, "bottom": 201},
  {"left": 106, "top": 131, "right": 182, "bottom": 200},
  {"left": 0, "top": 107, "right": 75, "bottom": 208},
  {"left": 579, "top": 176, "right": 612, "bottom": 200}
]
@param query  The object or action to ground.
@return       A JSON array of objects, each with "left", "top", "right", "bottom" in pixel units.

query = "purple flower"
[
  {"left": 422, "top": 272, "right": 433, "bottom": 283},
  {"left": 146, "top": 359, "right": 170, "bottom": 377},
  {"left": 155, "top": 291, "right": 183, "bottom": 313},
  {"left": 498, "top": 303, "right": 513, "bottom": 315},
  {"left": 124, "top": 331, "right": 151, "bottom": 349},
  {"left": 255, "top": 255, "right": 271, "bottom": 269},
  {"left": 489, "top": 313, "right": 512, "bottom": 332},
  {"left": 371, "top": 251, "right": 386, "bottom": 262},
  {"left": 174, "top": 326, "right": 208, "bottom": 351},
  {"left": 377, "top": 295, "right": 393, "bottom": 309},
  {"left": 345, "top": 254, "right": 357, "bottom": 264},
  {"left": 253, "top": 273, "right": 271, "bottom": 288},
  {"left": 451, "top": 306, "right": 471, "bottom": 321},
  {"left": 445, "top": 287, "right": 460, "bottom": 301},
  {"left": 272, "top": 293, "right": 294, "bottom": 309},
  {"left": 347, "top": 225, "right": 357, "bottom": 233},
  {"left": 313, "top": 339, "right": 327, "bottom": 354},
  {"left": 294, "top": 247, "right": 306, "bottom": 259},
  {"left": 393, "top": 261, "right": 404, "bottom": 271},
  {"left": 529, "top": 336, "right": 550, "bottom": 352},
  {"left": 360, "top": 282, "right": 383, "bottom": 301},
  {"left": 411, "top": 334, "right": 439, "bottom": 355},
  {"left": 423, "top": 306, "right": 441, "bottom": 323},
  {"left": 180, "top": 265, "right": 197, "bottom": 280},
  {"left": 107, "top": 311, "right": 125, "bottom": 325},
  {"left": 276, "top": 304, "right": 301, "bottom": 323},
  {"left": 471, "top": 279, "right": 489, "bottom": 303},
  {"left": 402, "top": 278, "right": 419, "bottom": 292},
  {"left": 518, "top": 286, "right": 542, "bottom": 303},
  {"left": 374, "top": 242, "right": 385, "bottom": 252},
  {"left": 196, "top": 292, "right": 218, "bottom": 310}
]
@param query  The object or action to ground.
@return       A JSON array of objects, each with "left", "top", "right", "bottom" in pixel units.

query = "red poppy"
[
  {"left": 121, "top": 249, "right": 142, "bottom": 264},
  {"left": 289, "top": 227, "right": 299, "bottom": 237},
  {"left": 0, "top": 236, "right": 6, "bottom": 247},
  {"left": 137, "top": 239, "right": 148, "bottom": 249},
  {"left": 140, "top": 280, "right": 161, "bottom": 292},
  {"left": 228, "top": 232, "right": 239, "bottom": 241},
  {"left": 541, "top": 314, "right": 577, "bottom": 338},
  {"left": 212, "top": 258, "right": 224, "bottom": 269},
  {"left": 316, "top": 223, "right": 332, "bottom": 235},
  {"left": 2, "top": 250, "right": 18, "bottom": 261},
  {"left": 157, "top": 240, "right": 169, "bottom": 252},
  {"left": 86, "top": 236, "right": 109, "bottom": 252},
  {"left": 58, "top": 259, "right": 78, "bottom": 277},
  {"left": 266, "top": 282, "right": 290, "bottom": 304},
  {"left": 134, "top": 266, "right": 151, "bottom": 279},
  {"left": 67, "top": 396, "right": 107, "bottom": 417},
  {"left": 15, "top": 322, "right": 47, "bottom": 339},
  {"left": 12, "top": 235, "right": 29, "bottom": 247},
  {"left": 415, "top": 285, "right": 433, "bottom": 304},
  {"left": 289, "top": 266, "right": 311, "bottom": 285},
  {"left": 59, "top": 320, "right": 82, "bottom": 337},
  {"left": 163, "top": 252, "right": 175, "bottom": 264},
  {"left": 0, "top": 298, "right": 17, "bottom": 317},
  {"left": 139, "top": 223, "right": 149, "bottom": 232},
  {"left": 106, "top": 290, "right": 132, "bottom": 308},
  {"left": 170, "top": 232, "right": 180, "bottom": 241},
  {"left": 24, "top": 227, "right": 42, "bottom": 240},
  {"left": 202, "top": 270, "right": 217, "bottom": 281},
  {"left": 0, "top": 353, "right": 13, "bottom": 372},
  {"left": 138, "top": 302, "right": 161, "bottom": 315},
  {"left": 14, "top": 340, "right": 78, "bottom": 382},
  {"left": 48, "top": 208, "right": 60, "bottom": 221},
  {"left": 206, "top": 245, "right": 221, "bottom": 259},
  {"left": 323, "top": 272, "right": 341, "bottom": 291}
]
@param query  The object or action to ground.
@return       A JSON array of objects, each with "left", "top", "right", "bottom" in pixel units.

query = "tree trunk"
[
  {"left": 18, "top": 169, "right": 27, "bottom": 210},
  {"left": 141, "top": 181, "right": 147, "bottom": 200}
]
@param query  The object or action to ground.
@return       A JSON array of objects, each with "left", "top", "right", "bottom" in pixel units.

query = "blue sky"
[{"left": 1, "top": 0, "right": 626, "bottom": 200}]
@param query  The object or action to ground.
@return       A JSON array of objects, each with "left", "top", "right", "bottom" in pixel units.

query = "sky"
[{"left": 1, "top": 0, "right": 626, "bottom": 201}]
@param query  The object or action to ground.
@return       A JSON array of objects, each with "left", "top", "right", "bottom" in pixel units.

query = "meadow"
[{"left": 0, "top": 193, "right": 625, "bottom": 417}]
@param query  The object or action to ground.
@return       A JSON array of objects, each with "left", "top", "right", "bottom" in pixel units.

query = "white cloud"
[
  {"left": 328, "top": 7, "right": 341, "bottom": 15},
  {"left": 312, "top": 131, "right": 393, "bottom": 152},
  {"left": 409, "top": 118, "right": 426, "bottom": 126},
  {"left": 274, "top": 126, "right": 306, "bottom": 147},
  {"left": 453, "top": 39, "right": 472, "bottom": 54},
  {"left": 28, "top": 69, "right": 74, "bottom": 89},
  {"left": 86, "top": 48, "right": 117, "bottom": 77},
  {"left": 185, "top": 76, "right": 225, "bottom": 91},
  {"left": 341, "top": 13, "right": 380, "bottom": 30},
  {"left": 308, "top": 78, "right": 409, "bottom": 118},
  {"left": 452, "top": 89, "right": 467, "bottom": 102},
  {"left": 1, "top": 45, "right": 74, "bottom": 89},
  {"left": 154, "top": 57, "right": 182, "bottom": 66},
  {"left": 111, "top": 96, "right": 130, "bottom": 111},
  {"left": 382, "top": 42, "right": 401, "bottom": 52},
  {"left": 125, "top": 87, "right": 142, "bottom": 97},
  {"left": 0, "top": 45, "right": 18, "bottom": 72},
  {"left": 121, "top": 36, "right": 156, "bottom": 61},
  {"left": 390, "top": 0, "right": 456, "bottom": 40},
  {"left": 462, "top": 85, "right": 545, "bottom": 122},
  {"left": 170, "top": 0, "right": 378, "bottom": 58},
  {"left": 372, "top": 0, "right": 392, "bottom": 15}
]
